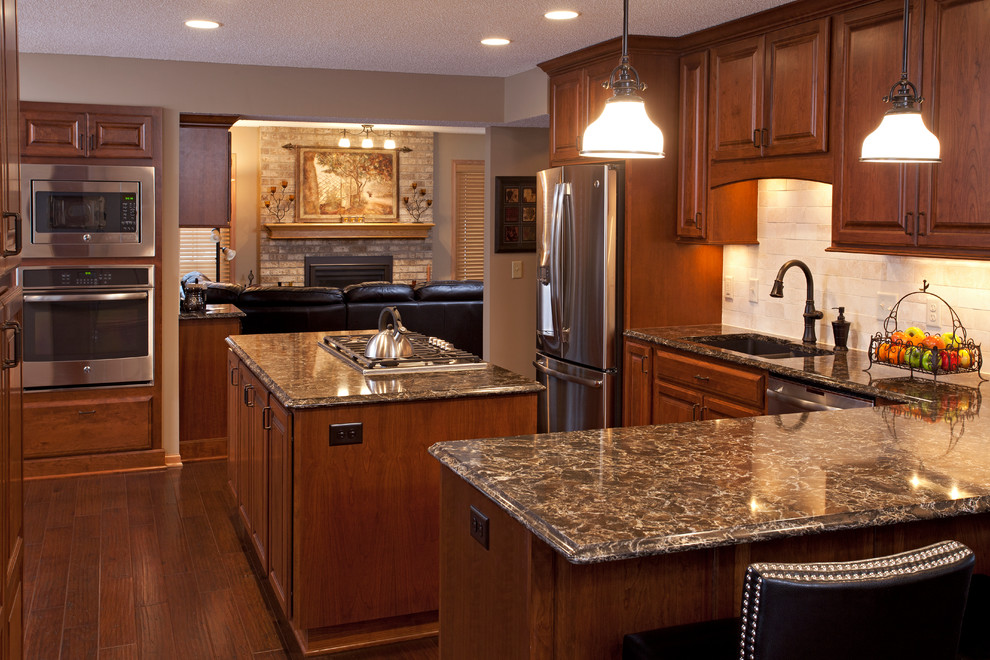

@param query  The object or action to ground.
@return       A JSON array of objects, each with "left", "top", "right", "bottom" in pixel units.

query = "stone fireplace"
[{"left": 257, "top": 126, "right": 434, "bottom": 286}]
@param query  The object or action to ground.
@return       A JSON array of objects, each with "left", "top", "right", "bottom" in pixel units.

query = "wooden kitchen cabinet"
[
  {"left": 179, "top": 314, "right": 240, "bottom": 460},
  {"left": 179, "top": 113, "right": 237, "bottom": 227},
  {"left": 20, "top": 102, "right": 156, "bottom": 160},
  {"left": 709, "top": 18, "right": 830, "bottom": 162},
  {"left": 623, "top": 338, "right": 653, "bottom": 426},
  {"left": 832, "top": 0, "right": 990, "bottom": 258}
]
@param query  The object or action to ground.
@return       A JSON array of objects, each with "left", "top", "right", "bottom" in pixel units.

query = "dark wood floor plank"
[
  {"left": 99, "top": 575, "right": 136, "bottom": 649},
  {"left": 152, "top": 503, "right": 193, "bottom": 577},
  {"left": 221, "top": 551, "right": 283, "bottom": 654},
  {"left": 101, "top": 507, "right": 132, "bottom": 580},
  {"left": 130, "top": 523, "right": 167, "bottom": 607},
  {"left": 174, "top": 466, "right": 207, "bottom": 519},
  {"left": 183, "top": 513, "right": 229, "bottom": 593},
  {"left": 31, "top": 524, "right": 73, "bottom": 611},
  {"left": 251, "top": 651, "right": 290, "bottom": 659},
  {"left": 74, "top": 475, "right": 104, "bottom": 518},
  {"left": 24, "top": 479, "right": 52, "bottom": 542},
  {"left": 148, "top": 468, "right": 178, "bottom": 509},
  {"left": 201, "top": 587, "right": 255, "bottom": 659},
  {"left": 23, "top": 606, "right": 64, "bottom": 660},
  {"left": 135, "top": 602, "right": 176, "bottom": 660},
  {"left": 60, "top": 625, "right": 99, "bottom": 660},
  {"left": 100, "top": 473, "right": 128, "bottom": 511},
  {"left": 64, "top": 514, "right": 101, "bottom": 630},
  {"left": 47, "top": 478, "right": 80, "bottom": 529},
  {"left": 98, "top": 643, "right": 139, "bottom": 660},
  {"left": 125, "top": 473, "right": 154, "bottom": 528},
  {"left": 201, "top": 488, "right": 242, "bottom": 555},
  {"left": 164, "top": 571, "right": 215, "bottom": 660}
]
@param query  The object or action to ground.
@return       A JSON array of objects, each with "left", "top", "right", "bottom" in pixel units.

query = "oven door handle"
[{"left": 24, "top": 292, "right": 149, "bottom": 303}]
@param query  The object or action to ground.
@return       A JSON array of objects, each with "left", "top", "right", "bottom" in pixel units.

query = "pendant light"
[
  {"left": 579, "top": 0, "right": 664, "bottom": 159},
  {"left": 860, "top": 0, "right": 940, "bottom": 163}
]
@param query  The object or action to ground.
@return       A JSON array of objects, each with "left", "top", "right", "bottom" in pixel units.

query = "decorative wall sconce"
[
  {"left": 210, "top": 227, "right": 236, "bottom": 281},
  {"left": 403, "top": 182, "right": 433, "bottom": 222},
  {"left": 262, "top": 180, "right": 295, "bottom": 222},
  {"left": 336, "top": 124, "right": 411, "bottom": 152}
]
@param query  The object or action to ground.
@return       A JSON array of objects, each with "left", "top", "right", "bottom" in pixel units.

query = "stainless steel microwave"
[{"left": 20, "top": 163, "right": 155, "bottom": 258}]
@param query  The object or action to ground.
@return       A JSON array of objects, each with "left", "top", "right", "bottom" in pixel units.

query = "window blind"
[
  {"left": 452, "top": 160, "right": 485, "bottom": 280},
  {"left": 179, "top": 227, "right": 231, "bottom": 281}
]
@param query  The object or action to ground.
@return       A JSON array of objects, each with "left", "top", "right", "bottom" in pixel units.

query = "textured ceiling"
[{"left": 17, "top": 0, "right": 793, "bottom": 78}]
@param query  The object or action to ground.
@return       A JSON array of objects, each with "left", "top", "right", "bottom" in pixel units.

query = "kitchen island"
[
  {"left": 225, "top": 331, "right": 541, "bottom": 656},
  {"left": 430, "top": 398, "right": 990, "bottom": 658}
]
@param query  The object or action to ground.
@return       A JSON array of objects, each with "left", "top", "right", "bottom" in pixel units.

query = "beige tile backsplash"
[{"left": 723, "top": 179, "right": 990, "bottom": 353}]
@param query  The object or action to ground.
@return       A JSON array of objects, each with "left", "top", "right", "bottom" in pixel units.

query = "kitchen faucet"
[{"left": 769, "top": 259, "right": 823, "bottom": 344}]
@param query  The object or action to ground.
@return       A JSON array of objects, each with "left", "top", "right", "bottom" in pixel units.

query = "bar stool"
[{"left": 623, "top": 540, "right": 975, "bottom": 660}]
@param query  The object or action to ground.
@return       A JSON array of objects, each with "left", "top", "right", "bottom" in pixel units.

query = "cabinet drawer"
[
  {"left": 24, "top": 395, "right": 153, "bottom": 458},
  {"left": 653, "top": 348, "right": 765, "bottom": 408}
]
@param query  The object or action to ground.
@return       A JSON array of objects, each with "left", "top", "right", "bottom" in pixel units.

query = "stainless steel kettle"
[{"left": 364, "top": 306, "right": 413, "bottom": 359}]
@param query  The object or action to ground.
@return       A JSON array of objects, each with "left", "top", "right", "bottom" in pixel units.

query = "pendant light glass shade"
[
  {"left": 860, "top": 0, "right": 940, "bottom": 163},
  {"left": 861, "top": 108, "right": 940, "bottom": 162},
  {"left": 579, "top": 0, "right": 664, "bottom": 159},
  {"left": 581, "top": 96, "right": 664, "bottom": 158}
]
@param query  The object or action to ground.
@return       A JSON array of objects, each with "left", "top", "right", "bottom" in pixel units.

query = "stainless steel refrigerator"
[{"left": 535, "top": 163, "right": 623, "bottom": 433}]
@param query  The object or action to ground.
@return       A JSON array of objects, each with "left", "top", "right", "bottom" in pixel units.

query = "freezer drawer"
[{"left": 535, "top": 354, "right": 617, "bottom": 433}]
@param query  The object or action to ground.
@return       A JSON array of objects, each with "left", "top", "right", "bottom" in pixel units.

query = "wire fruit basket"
[{"left": 867, "top": 282, "right": 982, "bottom": 381}]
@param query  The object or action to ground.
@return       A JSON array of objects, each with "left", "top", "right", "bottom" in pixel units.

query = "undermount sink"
[{"left": 683, "top": 334, "right": 834, "bottom": 360}]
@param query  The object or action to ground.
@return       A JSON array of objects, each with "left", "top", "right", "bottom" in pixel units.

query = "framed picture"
[
  {"left": 495, "top": 176, "right": 537, "bottom": 253},
  {"left": 296, "top": 147, "right": 398, "bottom": 221}
]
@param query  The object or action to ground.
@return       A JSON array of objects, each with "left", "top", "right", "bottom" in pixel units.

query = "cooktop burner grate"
[{"left": 319, "top": 331, "right": 486, "bottom": 374}]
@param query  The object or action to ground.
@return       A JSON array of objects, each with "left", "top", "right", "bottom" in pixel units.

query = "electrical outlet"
[
  {"left": 749, "top": 278, "right": 759, "bottom": 303},
  {"left": 877, "top": 292, "right": 897, "bottom": 321},
  {"left": 469, "top": 505, "right": 489, "bottom": 550},
  {"left": 511, "top": 260, "right": 523, "bottom": 279},
  {"left": 723, "top": 275, "right": 734, "bottom": 300},
  {"left": 329, "top": 422, "right": 363, "bottom": 446},
  {"left": 927, "top": 300, "right": 940, "bottom": 327}
]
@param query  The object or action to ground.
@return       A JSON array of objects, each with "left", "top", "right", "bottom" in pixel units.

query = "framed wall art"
[
  {"left": 495, "top": 176, "right": 537, "bottom": 253},
  {"left": 296, "top": 146, "right": 398, "bottom": 222}
]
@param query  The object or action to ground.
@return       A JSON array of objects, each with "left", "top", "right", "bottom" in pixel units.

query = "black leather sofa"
[{"left": 205, "top": 280, "right": 484, "bottom": 357}]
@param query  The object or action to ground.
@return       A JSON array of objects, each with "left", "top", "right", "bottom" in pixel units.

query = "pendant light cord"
[
  {"left": 621, "top": 0, "right": 629, "bottom": 61},
  {"left": 900, "top": 0, "right": 910, "bottom": 83}
]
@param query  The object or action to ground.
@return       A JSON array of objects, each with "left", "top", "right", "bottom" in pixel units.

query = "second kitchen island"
[{"left": 225, "top": 331, "right": 541, "bottom": 656}]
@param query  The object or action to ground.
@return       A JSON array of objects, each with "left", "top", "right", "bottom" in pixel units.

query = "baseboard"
[{"left": 24, "top": 448, "right": 168, "bottom": 479}]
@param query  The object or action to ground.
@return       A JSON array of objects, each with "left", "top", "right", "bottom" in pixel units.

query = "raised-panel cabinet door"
[
  {"left": 244, "top": 370, "right": 268, "bottom": 571},
  {"left": 920, "top": 0, "right": 990, "bottom": 251},
  {"left": 87, "top": 113, "right": 153, "bottom": 159},
  {"left": 622, "top": 339, "right": 653, "bottom": 426},
  {"left": 652, "top": 380, "right": 701, "bottom": 425},
  {"left": 832, "top": 0, "right": 924, "bottom": 250},
  {"left": 226, "top": 350, "right": 240, "bottom": 497},
  {"left": 20, "top": 109, "right": 86, "bottom": 158},
  {"left": 763, "top": 18, "right": 830, "bottom": 156},
  {"left": 677, "top": 51, "right": 709, "bottom": 239},
  {"left": 709, "top": 36, "right": 764, "bottom": 161},
  {"left": 267, "top": 396, "right": 292, "bottom": 618},
  {"left": 702, "top": 395, "right": 763, "bottom": 420},
  {"left": 0, "top": 0, "right": 18, "bottom": 266},
  {"left": 549, "top": 68, "right": 584, "bottom": 163}
]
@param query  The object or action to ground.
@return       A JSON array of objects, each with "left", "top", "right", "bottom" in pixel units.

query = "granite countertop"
[
  {"left": 179, "top": 303, "right": 245, "bottom": 320},
  {"left": 429, "top": 405, "right": 990, "bottom": 564},
  {"left": 227, "top": 331, "right": 542, "bottom": 409},
  {"left": 626, "top": 323, "right": 987, "bottom": 404}
]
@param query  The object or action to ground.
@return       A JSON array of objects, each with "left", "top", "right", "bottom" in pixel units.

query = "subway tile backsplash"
[{"left": 723, "top": 179, "right": 990, "bottom": 352}]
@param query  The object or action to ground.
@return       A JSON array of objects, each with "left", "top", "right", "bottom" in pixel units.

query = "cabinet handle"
[
  {"left": 77, "top": 410, "right": 96, "bottom": 415},
  {"left": 917, "top": 211, "right": 927, "bottom": 236},
  {"left": 1, "top": 212, "right": 21, "bottom": 256},
  {"left": 753, "top": 129, "right": 761, "bottom": 148},
  {"left": 262, "top": 406, "right": 272, "bottom": 431},
  {"left": 1, "top": 320, "right": 20, "bottom": 370},
  {"left": 694, "top": 212, "right": 702, "bottom": 227},
  {"left": 230, "top": 365, "right": 238, "bottom": 386},
  {"left": 692, "top": 403, "right": 700, "bottom": 419},
  {"left": 634, "top": 354, "right": 649, "bottom": 374},
  {"left": 89, "top": 133, "right": 95, "bottom": 152},
  {"left": 904, "top": 212, "right": 915, "bottom": 236},
  {"left": 693, "top": 374, "right": 710, "bottom": 382},
  {"left": 761, "top": 128, "right": 768, "bottom": 147},
  {"left": 243, "top": 383, "right": 254, "bottom": 406}
]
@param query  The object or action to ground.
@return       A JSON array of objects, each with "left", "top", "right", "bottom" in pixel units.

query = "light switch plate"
[
  {"left": 749, "top": 278, "right": 759, "bottom": 303},
  {"left": 511, "top": 261, "right": 523, "bottom": 279},
  {"left": 723, "top": 275, "right": 734, "bottom": 300}
]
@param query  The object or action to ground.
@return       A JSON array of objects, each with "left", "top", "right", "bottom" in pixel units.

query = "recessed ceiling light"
[
  {"left": 545, "top": 10, "right": 580, "bottom": 20},
  {"left": 185, "top": 19, "right": 221, "bottom": 29},
  {"left": 481, "top": 37, "right": 511, "bottom": 46}
]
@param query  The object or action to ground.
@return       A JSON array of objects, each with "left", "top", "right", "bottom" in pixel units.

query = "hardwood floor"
[{"left": 22, "top": 460, "right": 439, "bottom": 659}]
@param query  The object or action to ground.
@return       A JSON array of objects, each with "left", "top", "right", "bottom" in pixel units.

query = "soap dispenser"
[{"left": 831, "top": 307, "right": 850, "bottom": 350}]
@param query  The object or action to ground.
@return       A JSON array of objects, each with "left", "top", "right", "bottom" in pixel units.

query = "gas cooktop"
[{"left": 319, "top": 332, "right": 486, "bottom": 374}]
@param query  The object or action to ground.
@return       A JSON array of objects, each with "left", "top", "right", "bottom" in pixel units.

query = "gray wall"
[{"left": 433, "top": 132, "right": 486, "bottom": 281}]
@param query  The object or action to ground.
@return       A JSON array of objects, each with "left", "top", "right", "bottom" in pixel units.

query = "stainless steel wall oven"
[{"left": 22, "top": 266, "right": 154, "bottom": 389}]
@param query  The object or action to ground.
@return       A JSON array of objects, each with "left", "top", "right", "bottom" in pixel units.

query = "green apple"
[
  {"left": 922, "top": 349, "right": 935, "bottom": 372},
  {"left": 905, "top": 346, "right": 923, "bottom": 369}
]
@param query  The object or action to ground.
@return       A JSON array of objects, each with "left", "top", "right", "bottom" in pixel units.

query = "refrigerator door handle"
[
  {"left": 533, "top": 359, "right": 603, "bottom": 389},
  {"left": 554, "top": 182, "right": 571, "bottom": 344}
]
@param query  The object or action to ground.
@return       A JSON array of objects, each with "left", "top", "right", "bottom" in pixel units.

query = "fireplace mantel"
[{"left": 263, "top": 222, "right": 434, "bottom": 240}]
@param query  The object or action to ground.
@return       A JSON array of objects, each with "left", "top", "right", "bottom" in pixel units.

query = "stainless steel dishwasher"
[{"left": 767, "top": 376, "right": 874, "bottom": 413}]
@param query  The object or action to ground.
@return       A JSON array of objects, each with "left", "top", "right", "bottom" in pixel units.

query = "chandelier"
[{"left": 336, "top": 124, "right": 410, "bottom": 151}]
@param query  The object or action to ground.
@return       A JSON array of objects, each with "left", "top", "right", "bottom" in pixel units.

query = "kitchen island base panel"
[{"left": 440, "top": 468, "right": 990, "bottom": 660}]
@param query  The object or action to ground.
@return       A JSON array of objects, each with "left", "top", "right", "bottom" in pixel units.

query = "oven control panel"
[{"left": 22, "top": 266, "right": 152, "bottom": 289}]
